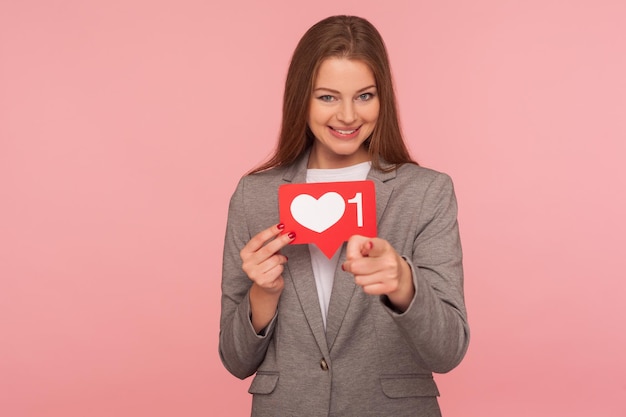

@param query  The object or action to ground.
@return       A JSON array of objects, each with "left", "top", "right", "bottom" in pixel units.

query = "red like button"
[{"left": 279, "top": 181, "right": 377, "bottom": 258}]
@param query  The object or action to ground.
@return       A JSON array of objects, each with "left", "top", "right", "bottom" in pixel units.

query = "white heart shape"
[{"left": 290, "top": 192, "right": 345, "bottom": 233}]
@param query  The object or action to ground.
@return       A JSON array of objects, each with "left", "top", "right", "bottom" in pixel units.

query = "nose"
[{"left": 337, "top": 100, "right": 357, "bottom": 124}]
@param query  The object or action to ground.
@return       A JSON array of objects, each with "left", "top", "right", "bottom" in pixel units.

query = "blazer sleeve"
[
  {"left": 381, "top": 171, "right": 470, "bottom": 373},
  {"left": 218, "top": 176, "right": 277, "bottom": 379}
]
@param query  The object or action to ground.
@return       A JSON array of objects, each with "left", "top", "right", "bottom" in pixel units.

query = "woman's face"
[{"left": 307, "top": 57, "right": 379, "bottom": 169}]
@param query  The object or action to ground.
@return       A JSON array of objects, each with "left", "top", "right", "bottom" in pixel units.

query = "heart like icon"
[{"left": 290, "top": 192, "right": 345, "bottom": 233}]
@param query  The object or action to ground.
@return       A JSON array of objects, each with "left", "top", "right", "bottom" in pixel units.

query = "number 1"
[{"left": 347, "top": 192, "right": 363, "bottom": 227}]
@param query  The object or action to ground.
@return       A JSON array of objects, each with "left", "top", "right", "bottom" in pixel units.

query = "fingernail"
[
  {"left": 288, "top": 231, "right": 296, "bottom": 240},
  {"left": 277, "top": 223, "right": 285, "bottom": 230},
  {"left": 341, "top": 264, "right": 345, "bottom": 271}
]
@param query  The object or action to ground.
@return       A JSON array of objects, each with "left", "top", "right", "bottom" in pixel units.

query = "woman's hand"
[
  {"left": 342, "top": 235, "right": 415, "bottom": 312},
  {"left": 240, "top": 223, "right": 294, "bottom": 332}
]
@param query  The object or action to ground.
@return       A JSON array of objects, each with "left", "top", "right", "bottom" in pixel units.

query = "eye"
[
  {"left": 317, "top": 95, "right": 336, "bottom": 102},
  {"left": 357, "top": 92, "right": 375, "bottom": 101}
]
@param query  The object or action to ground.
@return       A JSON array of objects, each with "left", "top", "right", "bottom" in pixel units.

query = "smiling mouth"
[{"left": 330, "top": 126, "right": 360, "bottom": 135}]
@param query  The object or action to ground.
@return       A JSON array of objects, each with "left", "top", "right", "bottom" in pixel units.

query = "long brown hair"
[{"left": 250, "top": 15, "right": 416, "bottom": 174}]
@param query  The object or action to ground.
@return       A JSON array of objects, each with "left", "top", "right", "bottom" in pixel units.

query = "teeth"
[{"left": 334, "top": 128, "right": 356, "bottom": 134}]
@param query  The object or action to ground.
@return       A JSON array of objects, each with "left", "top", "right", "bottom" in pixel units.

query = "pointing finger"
[{"left": 346, "top": 235, "right": 371, "bottom": 260}]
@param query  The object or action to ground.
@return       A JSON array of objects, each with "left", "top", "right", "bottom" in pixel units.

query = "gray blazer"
[{"left": 219, "top": 152, "right": 469, "bottom": 417}]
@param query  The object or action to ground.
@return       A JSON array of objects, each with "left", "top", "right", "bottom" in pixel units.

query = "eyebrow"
[{"left": 313, "top": 85, "right": 377, "bottom": 94}]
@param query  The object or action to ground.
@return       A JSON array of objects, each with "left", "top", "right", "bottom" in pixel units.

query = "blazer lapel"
[
  {"left": 324, "top": 162, "right": 397, "bottom": 350},
  {"left": 281, "top": 152, "right": 331, "bottom": 358},
  {"left": 324, "top": 245, "right": 355, "bottom": 350},
  {"left": 282, "top": 244, "right": 330, "bottom": 358}
]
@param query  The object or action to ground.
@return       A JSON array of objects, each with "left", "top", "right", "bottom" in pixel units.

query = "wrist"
[
  {"left": 249, "top": 283, "right": 282, "bottom": 333},
  {"left": 386, "top": 258, "right": 415, "bottom": 312}
]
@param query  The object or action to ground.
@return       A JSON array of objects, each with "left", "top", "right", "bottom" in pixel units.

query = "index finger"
[
  {"left": 345, "top": 235, "right": 372, "bottom": 260},
  {"left": 242, "top": 223, "right": 286, "bottom": 255}
]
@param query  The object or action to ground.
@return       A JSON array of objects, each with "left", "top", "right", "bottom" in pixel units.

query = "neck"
[{"left": 307, "top": 147, "right": 369, "bottom": 169}]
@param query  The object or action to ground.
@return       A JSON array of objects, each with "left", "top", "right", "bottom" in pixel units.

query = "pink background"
[{"left": 1, "top": 1, "right": 625, "bottom": 416}]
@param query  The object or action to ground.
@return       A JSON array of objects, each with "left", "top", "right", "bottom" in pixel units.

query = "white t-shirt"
[{"left": 305, "top": 161, "right": 371, "bottom": 329}]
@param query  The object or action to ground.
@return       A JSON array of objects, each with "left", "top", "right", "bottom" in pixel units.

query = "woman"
[{"left": 219, "top": 15, "right": 469, "bottom": 417}]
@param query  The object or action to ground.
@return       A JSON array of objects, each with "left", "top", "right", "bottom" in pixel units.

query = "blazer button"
[{"left": 320, "top": 358, "right": 329, "bottom": 371}]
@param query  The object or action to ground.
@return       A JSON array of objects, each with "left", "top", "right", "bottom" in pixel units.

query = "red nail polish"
[
  {"left": 288, "top": 231, "right": 296, "bottom": 240},
  {"left": 277, "top": 223, "right": 285, "bottom": 230}
]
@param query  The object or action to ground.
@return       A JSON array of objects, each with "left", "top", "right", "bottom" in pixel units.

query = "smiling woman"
[{"left": 219, "top": 15, "right": 469, "bottom": 417}]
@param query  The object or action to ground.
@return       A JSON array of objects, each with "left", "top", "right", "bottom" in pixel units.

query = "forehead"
[{"left": 313, "top": 57, "right": 376, "bottom": 89}]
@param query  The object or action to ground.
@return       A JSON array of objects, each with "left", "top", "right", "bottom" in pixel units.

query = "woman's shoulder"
[
  {"left": 242, "top": 165, "right": 288, "bottom": 183},
  {"left": 230, "top": 165, "right": 289, "bottom": 196},
  {"left": 394, "top": 162, "right": 454, "bottom": 186}
]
